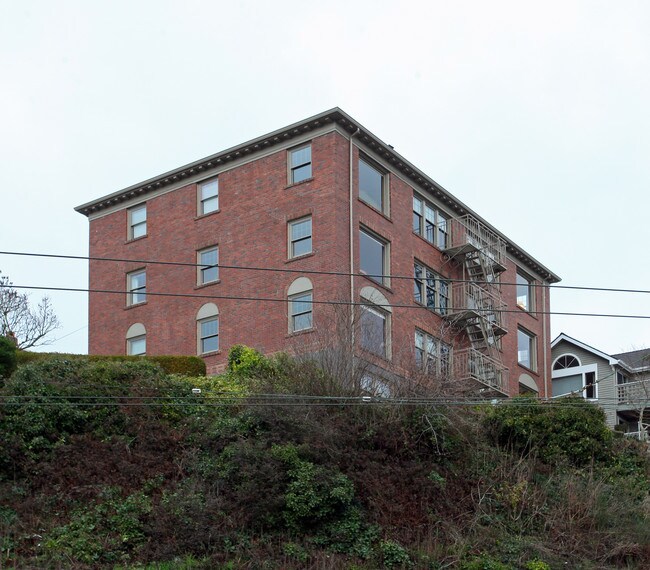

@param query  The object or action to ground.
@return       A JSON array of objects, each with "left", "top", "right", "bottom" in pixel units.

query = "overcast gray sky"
[{"left": 1, "top": 0, "right": 648, "bottom": 356}]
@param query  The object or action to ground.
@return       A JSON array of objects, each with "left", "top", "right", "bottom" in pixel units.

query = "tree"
[{"left": 0, "top": 271, "right": 61, "bottom": 349}]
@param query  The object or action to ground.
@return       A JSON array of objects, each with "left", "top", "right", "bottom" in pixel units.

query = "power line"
[
  {"left": 2, "top": 250, "right": 649, "bottom": 295},
  {"left": 3, "top": 283, "right": 650, "bottom": 319}
]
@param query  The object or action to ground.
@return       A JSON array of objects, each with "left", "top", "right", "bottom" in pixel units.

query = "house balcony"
[
  {"left": 454, "top": 347, "right": 508, "bottom": 395},
  {"left": 443, "top": 215, "right": 507, "bottom": 273},
  {"left": 617, "top": 379, "right": 650, "bottom": 405},
  {"left": 445, "top": 282, "right": 507, "bottom": 336}
]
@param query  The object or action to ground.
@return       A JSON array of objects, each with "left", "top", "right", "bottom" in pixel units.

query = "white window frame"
[
  {"left": 517, "top": 327, "right": 537, "bottom": 371},
  {"left": 359, "top": 227, "right": 390, "bottom": 287},
  {"left": 412, "top": 193, "right": 448, "bottom": 249},
  {"left": 415, "top": 329, "right": 451, "bottom": 377},
  {"left": 288, "top": 216, "right": 312, "bottom": 259},
  {"left": 359, "top": 156, "right": 389, "bottom": 214},
  {"left": 516, "top": 270, "right": 534, "bottom": 312},
  {"left": 198, "top": 178, "right": 219, "bottom": 216},
  {"left": 359, "top": 286, "right": 392, "bottom": 360},
  {"left": 197, "top": 246, "right": 219, "bottom": 285},
  {"left": 196, "top": 303, "right": 220, "bottom": 355},
  {"left": 414, "top": 261, "right": 449, "bottom": 315},
  {"left": 288, "top": 143, "right": 312, "bottom": 184},
  {"left": 126, "top": 323, "right": 146, "bottom": 356},
  {"left": 287, "top": 277, "right": 313, "bottom": 333},
  {"left": 552, "top": 363, "right": 598, "bottom": 399},
  {"left": 128, "top": 204, "right": 147, "bottom": 240},
  {"left": 127, "top": 269, "right": 146, "bottom": 306}
]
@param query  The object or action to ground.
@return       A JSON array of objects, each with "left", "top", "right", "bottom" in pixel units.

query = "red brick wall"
[{"left": 87, "top": 129, "right": 551, "bottom": 395}]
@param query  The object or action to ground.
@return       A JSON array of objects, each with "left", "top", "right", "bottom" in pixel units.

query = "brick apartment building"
[{"left": 76, "top": 108, "right": 560, "bottom": 397}]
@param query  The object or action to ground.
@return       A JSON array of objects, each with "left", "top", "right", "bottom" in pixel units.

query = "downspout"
[
  {"left": 542, "top": 281, "right": 549, "bottom": 398},
  {"left": 349, "top": 128, "right": 360, "bottom": 348}
]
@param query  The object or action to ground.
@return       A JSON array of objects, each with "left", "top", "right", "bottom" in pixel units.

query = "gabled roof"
[
  {"left": 551, "top": 333, "right": 619, "bottom": 365},
  {"left": 611, "top": 348, "right": 650, "bottom": 372},
  {"left": 75, "top": 107, "right": 560, "bottom": 283}
]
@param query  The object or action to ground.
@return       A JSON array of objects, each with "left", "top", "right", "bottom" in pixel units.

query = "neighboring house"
[
  {"left": 75, "top": 108, "right": 560, "bottom": 396},
  {"left": 552, "top": 333, "right": 650, "bottom": 437}
]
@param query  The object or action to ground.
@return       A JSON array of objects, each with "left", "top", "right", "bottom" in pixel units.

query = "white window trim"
[
  {"left": 288, "top": 143, "right": 312, "bottom": 185},
  {"left": 288, "top": 216, "right": 312, "bottom": 259},
  {"left": 412, "top": 192, "right": 449, "bottom": 249},
  {"left": 359, "top": 286, "right": 392, "bottom": 360},
  {"left": 516, "top": 270, "right": 535, "bottom": 312},
  {"left": 197, "top": 178, "right": 219, "bottom": 216},
  {"left": 358, "top": 155, "right": 390, "bottom": 215},
  {"left": 517, "top": 327, "right": 537, "bottom": 371},
  {"left": 359, "top": 227, "right": 390, "bottom": 288},
  {"left": 126, "top": 323, "right": 146, "bottom": 356},
  {"left": 552, "top": 353, "right": 582, "bottom": 370},
  {"left": 197, "top": 246, "right": 219, "bottom": 285},
  {"left": 128, "top": 204, "right": 147, "bottom": 241},
  {"left": 127, "top": 269, "right": 146, "bottom": 306},
  {"left": 287, "top": 277, "right": 313, "bottom": 333},
  {"left": 196, "top": 303, "right": 220, "bottom": 355},
  {"left": 552, "top": 363, "right": 598, "bottom": 399}
]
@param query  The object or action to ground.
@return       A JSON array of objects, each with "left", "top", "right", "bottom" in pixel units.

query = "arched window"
[
  {"left": 288, "top": 277, "right": 313, "bottom": 333},
  {"left": 197, "top": 303, "right": 219, "bottom": 355},
  {"left": 359, "top": 286, "right": 392, "bottom": 359},
  {"left": 553, "top": 354, "right": 581, "bottom": 370},
  {"left": 126, "top": 323, "right": 146, "bottom": 356}
]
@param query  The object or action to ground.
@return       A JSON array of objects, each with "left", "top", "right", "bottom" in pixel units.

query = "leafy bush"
[
  {"left": 484, "top": 397, "right": 613, "bottom": 466},
  {"left": 15, "top": 351, "right": 206, "bottom": 376},
  {"left": 0, "top": 337, "right": 17, "bottom": 379}
]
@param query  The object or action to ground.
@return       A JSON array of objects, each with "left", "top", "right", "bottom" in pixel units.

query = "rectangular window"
[
  {"left": 199, "top": 179, "right": 219, "bottom": 215},
  {"left": 128, "top": 204, "right": 147, "bottom": 240},
  {"left": 516, "top": 271, "right": 533, "bottom": 311},
  {"left": 360, "top": 305, "right": 388, "bottom": 358},
  {"left": 127, "top": 335, "right": 146, "bottom": 356},
  {"left": 360, "top": 228, "right": 389, "bottom": 286},
  {"left": 127, "top": 270, "right": 146, "bottom": 306},
  {"left": 412, "top": 193, "right": 449, "bottom": 249},
  {"left": 198, "top": 247, "right": 219, "bottom": 285},
  {"left": 359, "top": 157, "right": 387, "bottom": 213},
  {"left": 290, "top": 292, "right": 313, "bottom": 332},
  {"left": 289, "top": 144, "right": 312, "bottom": 184},
  {"left": 200, "top": 317, "right": 219, "bottom": 353},
  {"left": 585, "top": 371, "right": 596, "bottom": 399},
  {"left": 288, "top": 216, "right": 312, "bottom": 258},
  {"left": 517, "top": 328, "right": 536, "bottom": 370},
  {"left": 415, "top": 330, "right": 451, "bottom": 376},
  {"left": 414, "top": 261, "right": 448, "bottom": 315}
]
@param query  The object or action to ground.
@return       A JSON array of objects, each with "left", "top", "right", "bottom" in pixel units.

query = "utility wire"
[
  {"left": 3, "top": 283, "right": 650, "bottom": 319},
  {"left": 2, "top": 250, "right": 649, "bottom": 294}
]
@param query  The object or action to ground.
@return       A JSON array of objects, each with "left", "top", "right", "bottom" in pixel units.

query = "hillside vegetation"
[{"left": 0, "top": 347, "right": 649, "bottom": 569}]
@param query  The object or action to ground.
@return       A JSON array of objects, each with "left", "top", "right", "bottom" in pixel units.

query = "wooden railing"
[{"left": 617, "top": 379, "right": 650, "bottom": 403}]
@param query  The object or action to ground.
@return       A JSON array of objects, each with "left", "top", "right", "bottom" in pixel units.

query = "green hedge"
[{"left": 15, "top": 351, "right": 206, "bottom": 376}]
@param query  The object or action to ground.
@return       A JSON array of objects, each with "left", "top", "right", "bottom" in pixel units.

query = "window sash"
[
  {"left": 128, "top": 271, "right": 146, "bottom": 305},
  {"left": 199, "top": 248, "right": 219, "bottom": 284},
  {"left": 516, "top": 273, "right": 531, "bottom": 311},
  {"left": 290, "top": 218, "right": 312, "bottom": 258},
  {"left": 290, "top": 292, "right": 313, "bottom": 331},
  {"left": 200, "top": 318, "right": 219, "bottom": 353},
  {"left": 360, "top": 230, "right": 387, "bottom": 285},
  {"left": 290, "top": 146, "right": 312, "bottom": 183},
  {"left": 127, "top": 335, "right": 146, "bottom": 356},
  {"left": 415, "top": 330, "right": 450, "bottom": 376},
  {"left": 129, "top": 205, "right": 147, "bottom": 239},
  {"left": 517, "top": 329, "right": 535, "bottom": 369},
  {"left": 414, "top": 262, "right": 448, "bottom": 315},
  {"left": 412, "top": 193, "right": 449, "bottom": 248},
  {"left": 360, "top": 306, "right": 386, "bottom": 357},
  {"left": 200, "top": 180, "right": 219, "bottom": 214},
  {"left": 359, "top": 158, "right": 384, "bottom": 211}
]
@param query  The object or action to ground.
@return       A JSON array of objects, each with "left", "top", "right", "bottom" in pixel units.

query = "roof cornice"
[{"left": 75, "top": 107, "right": 560, "bottom": 283}]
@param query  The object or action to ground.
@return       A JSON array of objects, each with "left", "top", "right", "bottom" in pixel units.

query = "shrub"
[
  {"left": 484, "top": 397, "right": 613, "bottom": 466},
  {"left": 14, "top": 351, "right": 206, "bottom": 376},
  {"left": 0, "top": 337, "right": 17, "bottom": 379}
]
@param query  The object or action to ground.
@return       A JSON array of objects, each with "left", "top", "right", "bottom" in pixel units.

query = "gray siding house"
[{"left": 551, "top": 333, "right": 650, "bottom": 438}]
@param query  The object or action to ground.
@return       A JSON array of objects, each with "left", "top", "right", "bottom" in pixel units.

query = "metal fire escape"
[{"left": 443, "top": 215, "right": 509, "bottom": 395}]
